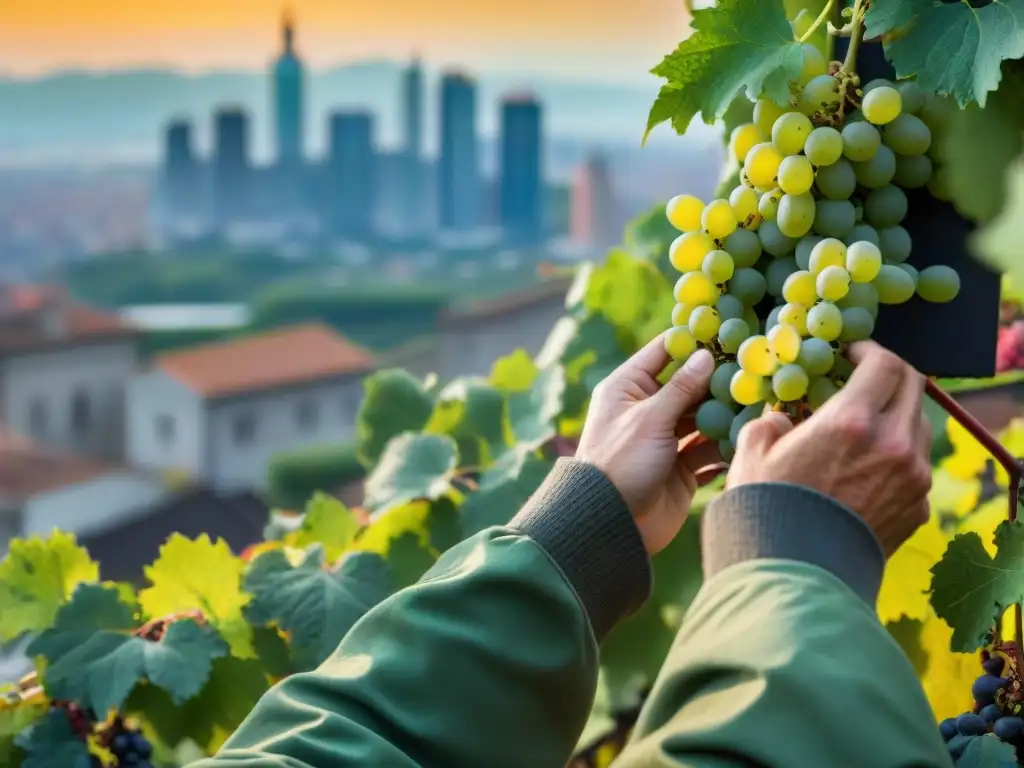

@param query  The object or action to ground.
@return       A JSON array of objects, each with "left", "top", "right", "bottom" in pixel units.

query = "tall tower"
[
  {"left": 212, "top": 107, "right": 251, "bottom": 227},
  {"left": 438, "top": 71, "right": 479, "bottom": 232},
  {"left": 399, "top": 56, "right": 425, "bottom": 236},
  {"left": 272, "top": 10, "right": 304, "bottom": 166},
  {"left": 498, "top": 93, "right": 544, "bottom": 247},
  {"left": 327, "top": 111, "right": 378, "bottom": 241},
  {"left": 570, "top": 151, "right": 618, "bottom": 250}
]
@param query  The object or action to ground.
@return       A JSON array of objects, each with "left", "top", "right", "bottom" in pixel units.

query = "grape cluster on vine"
[
  {"left": 102, "top": 716, "right": 155, "bottom": 768},
  {"left": 663, "top": 43, "right": 963, "bottom": 454},
  {"left": 940, "top": 649, "right": 1024, "bottom": 761}
]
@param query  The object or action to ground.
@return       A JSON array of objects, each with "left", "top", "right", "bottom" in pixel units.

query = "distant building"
[
  {"left": 438, "top": 72, "right": 480, "bottom": 233},
  {"left": 126, "top": 324, "right": 375, "bottom": 491},
  {"left": 499, "top": 94, "right": 544, "bottom": 247},
  {"left": 160, "top": 119, "right": 201, "bottom": 223},
  {"left": 272, "top": 11, "right": 305, "bottom": 167},
  {"left": 400, "top": 57, "right": 426, "bottom": 237},
  {"left": 212, "top": 107, "right": 251, "bottom": 227},
  {"left": 327, "top": 111, "right": 377, "bottom": 240},
  {"left": 570, "top": 152, "right": 619, "bottom": 251}
]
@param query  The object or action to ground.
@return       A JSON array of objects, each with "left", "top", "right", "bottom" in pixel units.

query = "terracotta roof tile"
[
  {"left": 0, "top": 428, "right": 113, "bottom": 500},
  {"left": 0, "top": 285, "right": 136, "bottom": 354},
  {"left": 157, "top": 323, "right": 374, "bottom": 398}
]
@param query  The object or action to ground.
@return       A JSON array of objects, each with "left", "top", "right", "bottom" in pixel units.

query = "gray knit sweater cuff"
[
  {"left": 702, "top": 482, "right": 886, "bottom": 605},
  {"left": 509, "top": 458, "right": 651, "bottom": 640}
]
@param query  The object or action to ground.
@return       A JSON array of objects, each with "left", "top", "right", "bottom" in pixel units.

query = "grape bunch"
[
  {"left": 663, "top": 47, "right": 962, "bottom": 454},
  {"left": 105, "top": 717, "right": 155, "bottom": 768},
  {"left": 939, "top": 651, "right": 1024, "bottom": 762}
]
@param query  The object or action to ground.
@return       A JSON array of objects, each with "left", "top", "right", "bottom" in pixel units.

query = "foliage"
[{"left": 266, "top": 442, "right": 366, "bottom": 511}]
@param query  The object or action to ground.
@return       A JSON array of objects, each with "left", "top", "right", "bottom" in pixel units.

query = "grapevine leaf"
[
  {"left": 583, "top": 250, "right": 673, "bottom": 333},
  {"left": 0, "top": 531, "right": 99, "bottom": 642},
  {"left": 426, "top": 379, "right": 508, "bottom": 466},
  {"left": 885, "top": 616, "right": 929, "bottom": 677},
  {"left": 243, "top": 545, "right": 392, "bottom": 670},
  {"left": 386, "top": 532, "right": 437, "bottom": 591},
  {"left": 646, "top": 0, "right": 803, "bottom": 138},
  {"left": 28, "top": 584, "right": 228, "bottom": 714},
  {"left": 284, "top": 492, "right": 362, "bottom": 560},
  {"left": 461, "top": 447, "right": 554, "bottom": 536},
  {"left": 878, "top": 517, "right": 947, "bottom": 624},
  {"left": 359, "top": 499, "right": 433, "bottom": 549},
  {"left": 355, "top": 369, "right": 436, "bottom": 467},
  {"left": 426, "top": 497, "right": 463, "bottom": 554},
  {"left": 954, "top": 733, "right": 1018, "bottom": 767},
  {"left": 866, "top": 0, "right": 1024, "bottom": 107},
  {"left": 973, "top": 155, "right": 1024, "bottom": 291},
  {"left": 138, "top": 533, "right": 253, "bottom": 659},
  {"left": 506, "top": 365, "right": 567, "bottom": 450},
  {"left": 784, "top": 0, "right": 828, "bottom": 53},
  {"left": 250, "top": 625, "right": 296, "bottom": 678},
  {"left": 13, "top": 709, "right": 91, "bottom": 768},
  {"left": 489, "top": 349, "right": 538, "bottom": 392},
  {"left": 0, "top": 700, "right": 46, "bottom": 768},
  {"left": 362, "top": 433, "right": 459, "bottom": 513},
  {"left": 929, "top": 521, "right": 1024, "bottom": 652}
]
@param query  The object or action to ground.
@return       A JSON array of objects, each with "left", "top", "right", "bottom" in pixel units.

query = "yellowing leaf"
[
  {"left": 354, "top": 501, "right": 432, "bottom": 556},
  {"left": 994, "top": 419, "right": 1024, "bottom": 487},
  {"left": 918, "top": 611, "right": 977, "bottom": 721},
  {"left": 941, "top": 417, "right": 989, "bottom": 481},
  {"left": 138, "top": 534, "right": 253, "bottom": 658},
  {"left": 283, "top": 492, "right": 362, "bottom": 561},
  {"left": 959, "top": 496, "right": 1008, "bottom": 556},
  {"left": 0, "top": 531, "right": 98, "bottom": 641},
  {"left": 929, "top": 469, "right": 981, "bottom": 519},
  {"left": 878, "top": 517, "right": 947, "bottom": 623}
]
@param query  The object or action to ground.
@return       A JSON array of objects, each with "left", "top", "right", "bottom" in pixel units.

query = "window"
[
  {"left": 156, "top": 414, "right": 175, "bottom": 446},
  {"left": 28, "top": 397, "right": 47, "bottom": 438},
  {"left": 233, "top": 413, "right": 257, "bottom": 446},
  {"left": 296, "top": 399, "right": 318, "bottom": 430},
  {"left": 70, "top": 389, "right": 91, "bottom": 436}
]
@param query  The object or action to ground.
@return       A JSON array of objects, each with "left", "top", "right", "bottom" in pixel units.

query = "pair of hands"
[{"left": 576, "top": 333, "right": 932, "bottom": 557}]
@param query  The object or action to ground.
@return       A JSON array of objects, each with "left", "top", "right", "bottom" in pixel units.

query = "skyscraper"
[
  {"left": 212, "top": 107, "right": 251, "bottom": 226},
  {"left": 438, "top": 72, "right": 480, "bottom": 232},
  {"left": 327, "top": 111, "right": 377, "bottom": 240},
  {"left": 570, "top": 151, "right": 618, "bottom": 250},
  {"left": 498, "top": 94, "right": 544, "bottom": 247},
  {"left": 399, "top": 57, "right": 425, "bottom": 236},
  {"left": 272, "top": 11, "right": 304, "bottom": 166},
  {"left": 162, "top": 119, "right": 197, "bottom": 216}
]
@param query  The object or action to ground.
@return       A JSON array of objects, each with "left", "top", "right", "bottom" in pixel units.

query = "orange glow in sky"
[{"left": 1, "top": 0, "right": 689, "bottom": 78}]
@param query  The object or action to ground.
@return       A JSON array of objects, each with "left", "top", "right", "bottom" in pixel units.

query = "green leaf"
[
  {"left": 506, "top": 365, "right": 567, "bottom": 450},
  {"left": 356, "top": 369, "right": 435, "bottom": 467},
  {"left": 385, "top": 532, "right": 437, "bottom": 590},
  {"left": 885, "top": 616, "right": 929, "bottom": 677},
  {"left": 284, "top": 492, "right": 362, "bottom": 560},
  {"left": 784, "top": 0, "right": 828, "bottom": 54},
  {"left": 243, "top": 545, "right": 392, "bottom": 670},
  {"left": 954, "top": 733, "right": 1018, "bottom": 767},
  {"left": 362, "top": 433, "right": 459, "bottom": 513},
  {"left": 461, "top": 448, "right": 555, "bottom": 536},
  {"left": 929, "top": 521, "right": 1024, "bottom": 652},
  {"left": 425, "top": 378, "right": 508, "bottom": 466},
  {"left": 973, "top": 155, "right": 1024, "bottom": 287},
  {"left": 867, "top": 0, "right": 1024, "bottom": 107},
  {"left": 646, "top": 0, "right": 803, "bottom": 137},
  {"left": 28, "top": 583, "right": 228, "bottom": 714},
  {"left": 0, "top": 531, "right": 99, "bottom": 642},
  {"left": 13, "top": 709, "right": 91, "bottom": 768},
  {"left": 249, "top": 625, "right": 296, "bottom": 679},
  {"left": 0, "top": 700, "right": 46, "bottom": 768},
  {"left": 489, "top": 349, "right": 539, "bottom": 392}
]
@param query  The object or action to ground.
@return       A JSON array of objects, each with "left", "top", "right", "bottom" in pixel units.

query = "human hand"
[
  {"left": 575, "top": 333, "right": 725, "bottom": 556},
  {"left": 727, "top": 341, "right": 932, "bottom": 556}
]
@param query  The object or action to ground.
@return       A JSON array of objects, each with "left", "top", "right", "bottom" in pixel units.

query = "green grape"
[
  {"left": 816, "top": 265, "right": 851, "bottom": 302},
  {"left": 718, "top": 318, "right": 751, "bottom": 354},
  {"left": 853, "top": 144, "right": 896, "bottom": 188},
  {"left": 794, "top": 235, "right": 822, "bottom": 270},
  {"left": 791, "top": 9, "right": 814, "bottom": 38},
  {"left": 883, "top": 113, "right": 931, "bottom": 156},
  {"left": 845, "top": 241, "right": 882, "bottom": 283},
  {"left": 743, "top": 306, "right": 761, "bottom": 335},
  {"left": 896, "top": 81, "right": 925, "bottom": 114},
  {"left": 893, "top": 154, "right": 933, "bottom": 188},
  {"left": 737, "top": 334, "right": 778, "bottom": 376},
  {"left": 745, "top": 142, "right": 783, "bottom": 188},
  {"left": 695, "top": 398, "right": 737, "bottom": 441},
  {"left": 754, "top": 98, "right": 790, "bottom": 138},
  {"left": 758, "top": 187, "right": 783, "bottom": 221},
  {"left": 837, "top": 281, "right": 879, "bottom": 318},
  {"left": 724, "top": 228, "right": 763, "bottom": 267},
  {"left": 764, "top": 305, "right": 783, "bottom": 333},
  {"left": 814, "top": 199, "right": 856, "bottom": 238},
  {"left": 862, "top": 78, "right": 893, "bottom": 94},
  {"left": 804, "top": 126, "right": 843, "bottom": 167},
  {"left": 730, "top": 369, "right": 768, "bottom": 406},
  {"left": 768, "top": 323, "right": 802, "bottom": 364},
  {"left": 796, "top": 337, "right": 835, "bottom": 376},
  {"left": 773, "top": 364, "right": 810, "bottom": 401},
  {"left": 873, "top": 264, "right": 916, "bottom": 304},
  {"left": 674, "top": 270, "right": 719, "bottom": 305},
  {"left": 839, "top": 306, "right": 875, "bottom": 341},
  {"left": 758, "top": 220, "right": 798, "bottom": 257},
  {"left": 814, "top": 159, "right": 857, "bottom": 200},
  {"left": 841, "top": 122, "right": 881, "bottom": 162},
  {"left": 917, "top": 264, "right": 961, "bottom": 303},
  {"left": 877, "top": 225, "right": 912, "bottom": 263},
  {"left": 919, "top": 92, "right": 956, "bottom": 134},
  {"left": 799, "top": 74, "right": 842, "bottom": 118},
  {"left": 843, "top": 223, "right": 879, "bottom": 248},
  {"left": 928, "top": 167, "right": 952, "bottom": 201},
  {"left": 729, "top": 185, "right": 760, "bottom": 228},
  {"left": 782, "top": 269, "right": 816, "bottom": 305},
  {"left": 669, "top": 231, "right": 714, "bottom": 271},
  {"left": 729, "top": 267, "right": 768, "bottom": 305},
  {"left": 710, "top": 361, "right": 741, "bottom": 404},
  {"left": 864, "top": 185, "right": 908, "bottom": 228},
  {"left": 777, "top": 192, "right": 816, "bottom": 238},
  {"left": 719, "top": 439, "right": 736, "bottom": 463},
  {"left": 731, "top": 123, "right": 763, "bottom": 163},
  {"left": 765, "top": 256, "right": 799, "bottom": 298},
  {"left": 829, "top": 355, "right": 855, "bottom": 385},
  {"left": 702, "top": 249, "right": 735, "bottom": 283},
  {"left": 778, "top": 302, "right": 809, "bottom": 335},
  {"left": 861, "top": 86, "right": 902, "bottom": 125},
  {"left": 671, "top": 302, "right": 694, "bottom": 326},
  {"left": 778, "top": 155, "right": 815, "bottom": 195},
  {"left": 688, "top": 305, "right": 721, "bottom": 342},
  {"left": 897, "top": 262, "right": 918, "bottom": 286},
  {"left": 729, "top": 403, "right": 764, "bottom": 447},
  {"left": 666, "top": 195, "right": 704, "bottom": 232},
  {"left": 772, "top": 111, "right": 814, "bottom": 156},
  {"left": 809, "top": 237, "right": 846, "bottom": 274},
  {"left": 807, "top": 301, "right": 843, "bottom": 341},
  {"left": 702, "top": 198, "right": 738, "bottom": 239},
  {"left": 798, "top": 43, "right": 827, "bottom": 84},
  {"left": 665, "top": 326, "right": 697, "bottom": 362},
  {"left": 715, "top": 293, "right": 745, "bottom": 321},
  {"left": 807, "top": 376, "right": 839, "bottom": 410}
]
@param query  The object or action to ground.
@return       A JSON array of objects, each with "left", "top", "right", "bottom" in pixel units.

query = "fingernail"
[{"left": 683, "top": 348, "right": 714, "bottom": 376}]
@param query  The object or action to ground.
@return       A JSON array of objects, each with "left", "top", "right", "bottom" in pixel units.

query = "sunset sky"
[{"left": 1, "top": 0, "right": 691, "bottom": 80}]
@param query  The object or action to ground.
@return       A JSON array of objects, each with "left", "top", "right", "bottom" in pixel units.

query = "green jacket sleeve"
[
  {"left": 617, "top": 483, "right": 953, "bottom": 768},
  {"left": 188, "top": 459, "right": 652, "bottom": 768}
]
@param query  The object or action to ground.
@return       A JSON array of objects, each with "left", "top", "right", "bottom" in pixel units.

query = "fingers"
[
  {"left": 737, "top": 412, "right": 795, "bottom": 456},
  {"left": 829, "top": 341, "right": 906, "bottom": 414},
  {"left": 679, "top": 437, "right": 723, "bottom": 476},
  {"left": 650, "top": 349, "right": 715, "bottom": 420},
  {"left": 614, "top": 331, "right": 673, "bottom": 383},
  {"left": 885, "top": 366, "right": 925, "bottom": 435}
]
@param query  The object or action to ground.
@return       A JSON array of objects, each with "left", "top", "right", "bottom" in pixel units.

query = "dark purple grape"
[
  {"left": 980, "top": 704, "right": 1003, "bottom": 723},
  {"left": 994, "top": 716, "right": 1024, "bottom": 741},
  {"left": 983, "top": 656, "right": 1006, "bottom": 676},
  {"left": 112, "top": 733, "right": 129, "bottom": 752},
  {"left": 135, "top": 735, "right": 153, "bottom": 759},
  {"left": 957, "top": 712, "right": 988, "bottom": 736},
  {"left": 939, "top": 718, "right": 958, "bottom": 741},
  {"left": 972, "top": 674, "right": 1008, "bottom": 706}
]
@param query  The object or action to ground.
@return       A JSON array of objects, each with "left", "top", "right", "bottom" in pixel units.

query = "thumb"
[
  {"left": 736, "top": 411, "right": 794, "bottom": 459},
  {"left": 652, "top": 349, "right": 715, "bottom": 420}
]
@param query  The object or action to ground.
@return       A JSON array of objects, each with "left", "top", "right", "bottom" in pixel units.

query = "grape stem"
[
  {"left": 839, "top": 0, "right": 867, "bottom": 76},
  {"left": 798, "top": 0, "right": 834, "bottom": 43}
]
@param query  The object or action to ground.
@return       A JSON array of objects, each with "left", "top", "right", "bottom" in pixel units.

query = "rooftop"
[
  {"left": 0, "top": 426, "right": 113, "bottom": 501},
  {"left": 0, "top": 284, "right": 136, "bottom": 355},
  {"left": 156, "top": 322, "right": 375, "bottom": 398}
]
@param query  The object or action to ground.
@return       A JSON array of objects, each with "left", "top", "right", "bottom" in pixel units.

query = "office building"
[
  {"left": 498, "top": 94, "right": 544, "bottom": 246},
  {"left": 272, "top": 11, "right": 305, "bottom": 166},
  {"left": 327, "top": 111, "right": 377, "bottom": 240},
  {"left": 438, "top": 72, "right": 480, "bottom": 232}
]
